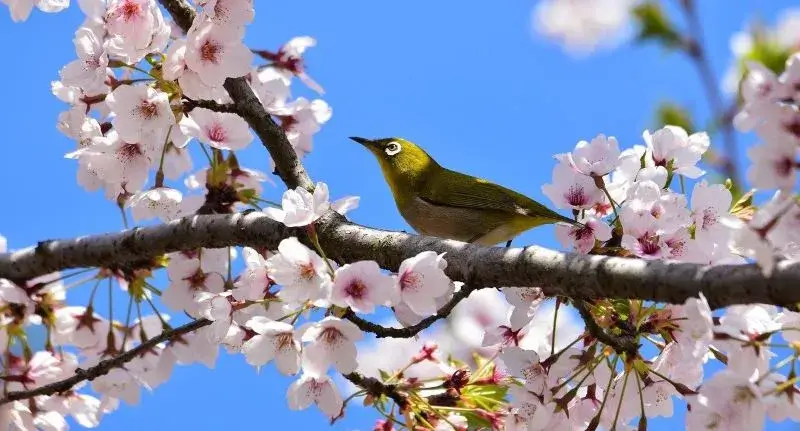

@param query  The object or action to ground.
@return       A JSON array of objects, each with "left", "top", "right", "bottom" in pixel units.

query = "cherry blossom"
[
  {"left": 300, "top": 316, "right": 362, "bottom": 375},
  {"left": 542, "top": 161, "right": 603, "bottom": 210},
  {"left": 264, "top": 182, "right": 359, "bottom": 227},
  {"left": 195, "top": 291, "right": 235, "bottom": 343},
  {"left": 643, "top": 125, "right": 710, "bottom": 179},
  {"left": 242, "top": 316, "right": 301, "bottom": 375},
  {"left": 60, "top": 26, "right": 109, "bottom": 94},
  {"left": 179, "top": 107, "right": 254, "bottom": 150},
  {"left": 559, "top": 133, "right": 621, "bottom": 177},
  {"left": 690, "top": 180, "right": 737, "bottom": 243},
  {"left": 198, "top": 0, "right": 254, "bottom": 29},
  {"left": 330, "top": 260, "right": 398, "bottom": 314},
  {"left": 395, "top": 251, "right": 451, "bottom": 317},
  {"left": 126, "top": 187, "right": 183, "bottom": 222},
  {"left": 267, "top": 237, "right": 331, "bottom": 306},
  {"left": 256, "top": 36, "right": 324, "bottom": 94},
  {"left": 185, "top": 22, "right": 253, "bottom": 87},
  {"left": 554, "top": 216, "right": 612, "bottom": 254},
  {"left": 286, "top": 372, "right": 343, "bottom": 418},
  {"left": 686, "top": 370, "right": 766, "bottom": 431},
  {"left": 104, "top": 0, "right": 171, "bottom": 64},
  {"left": 104, "top": 85, "right": 175, "bottom": 142}
]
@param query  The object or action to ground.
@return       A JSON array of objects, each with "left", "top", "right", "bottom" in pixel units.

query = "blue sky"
[{"left": 1, "top": 1, "right": 798, "bottom": 430}]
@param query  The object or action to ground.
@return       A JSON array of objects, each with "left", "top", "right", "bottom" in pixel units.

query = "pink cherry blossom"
[
  {"left": 126, "top": 187, "right": 183, "bottom": 222},
  {"left": 686, "top": 370, "right": 766, "bottom": 431},
  {"left": 560, "top": 133, "right": 621, "bottom": 177},
  {"left": 286, "top": 372, "right": 343, "bottom": 418},
  {"left": 300, "top": 316, "right": 362, "bottom": 375},
  {"left": 256, "top": 36, "right": 324, "bottom": 94},
  {"left": 746, "top": 128, "right": 798, "bottom": 192},
  {"left": 267, "top": 237, "right": 331, "bottom": 306},
  {"left": 330, "top": 260, "right": 398, "bottom": 314},
  {"left": 105, "top": 85, "right": 175, "bottom": 142},
  {"left": 60, "top": 26, "right": 109, "bottom": 94},
  {"left": 242, "top": 316, "right": 301, "bottom": 375},
  {"left": 104, "top": 0, "right": 170, "bottom": 64},
  {"left": 264, "top": 182, "right": 359, "bottom": 227},
  {"left": 195, "top": 291, "right": 234, "bottom": 344},
  {"left": 185, "top": 22, "right": 253, "bottom": 87},
  {"left": 179, "top": 107, "right": 253, "bottom": 150},
  {"left": 542, "top": 161, "right": 603, "bottom": 210},
  {"left": 163, "top": 251, "right": 225, "bottom": 315},
  {"left": 272, "top": 97, "right": 332, "bottom": 157},
  {"left": 502, "top": 346, "right": 547, "bottom": 394},
  {"left": 231, "top": 247, "right": 272, "bottom": 302},
  {"left": 643, "top": 125, "right": 710, "bottom": 179},
  {"left": 198, "top": 0, "right": 254, "bottom": 29},
  {"left": 690, "top": 180, "right": 737, "bottom": 243},
  {"left": 395, "top": 251, "right": 451, "bottom": 317},
  {"left": 554, "top": 216, "right": 611, "bottom": 254}
]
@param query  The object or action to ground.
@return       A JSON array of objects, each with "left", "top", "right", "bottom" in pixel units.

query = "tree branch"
[
  {"left": 2, "top": 211, "right": 800, "bottom": 310},
  {"left": 572, "top": 300, "right": 639, "bottom": 357},
  {"left": 680, "top": 0, "right": 740, "bottom": 185},
  {"left": 157, "top": 0, "right": 314, "bottom": 192},
  {"left": 343, "top": 372, "right": 408, "bottom": 410},
  {"left": 342, "top": 283, "right": 488, "bottom": 338},
  {"left": 0, "top": 318, "right": 211, "bottom": 405},
  {"left": 182, "top": 97, "right": 238, "bottom": 113}
]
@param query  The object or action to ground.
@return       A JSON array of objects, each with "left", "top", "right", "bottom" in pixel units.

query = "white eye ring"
[{"left": 385, "top": 141, "right": 402, "bottom": 156}]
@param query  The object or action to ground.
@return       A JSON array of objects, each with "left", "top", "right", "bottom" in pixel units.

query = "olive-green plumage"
[{"left": 350, "top": 136, "right": 577, "bottom": 246}]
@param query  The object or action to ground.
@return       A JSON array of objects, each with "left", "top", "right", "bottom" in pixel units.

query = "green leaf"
[
  {"left": 631, "top": 1, "right": 683, "bottom": 49},
  {"left": 656, "top": 102, "right": 695, "bottom": 135}
]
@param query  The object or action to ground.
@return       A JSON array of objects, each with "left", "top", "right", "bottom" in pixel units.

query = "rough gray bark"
[{"left": 2, "top": 211, "right": 798, "bottom": 310}]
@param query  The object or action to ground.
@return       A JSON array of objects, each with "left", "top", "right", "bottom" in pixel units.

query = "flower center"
[
  {"left": 206, "top": 124, "right": 228, "bottom": 142},
  {"left": 399, "top": 271, "right": 422, "bottom": 292},
  {"left": 135, "top": 100, "right": 158, "bottom": 120},
  {"left": 200, "top": 40, "right": 222, "bottom": 63},
  {"left": 344, "top": 279, "right": 367, "bottom": 299},
  {"left": 565, "top": 185, "right": 588, "bottom": 206}
]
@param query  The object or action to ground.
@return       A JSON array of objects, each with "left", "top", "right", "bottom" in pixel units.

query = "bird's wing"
[{"left": 419, "top": 168, "right": 572, "bottom": 224}]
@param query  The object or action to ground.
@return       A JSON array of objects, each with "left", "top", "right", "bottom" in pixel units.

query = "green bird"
[{"left": 350, "top": 136, "right": 577, "bottom": 246}]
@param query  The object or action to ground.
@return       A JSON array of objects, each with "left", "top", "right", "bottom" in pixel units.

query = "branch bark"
[
  {"left": 0, "top": 318, "right": 211, "bottom": 405},
  {"left": 2, "top": 211, "right": 800, "bottom": 310}
]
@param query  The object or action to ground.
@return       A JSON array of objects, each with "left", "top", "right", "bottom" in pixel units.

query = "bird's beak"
[
  {"left": 349, "top": 137, "right": 383, "bottom": 154},
  {"left": 349, "top": 136, "right": 375, "bottom": 147}
]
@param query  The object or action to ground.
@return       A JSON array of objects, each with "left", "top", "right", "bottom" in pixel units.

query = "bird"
[{"left": 350, "top": 136, "right": 578, "bottom": 247}]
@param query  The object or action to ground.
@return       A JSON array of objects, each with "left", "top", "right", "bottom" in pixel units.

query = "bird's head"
[{"left": 349, "top": 137, "right": 438, "bottom": 183}]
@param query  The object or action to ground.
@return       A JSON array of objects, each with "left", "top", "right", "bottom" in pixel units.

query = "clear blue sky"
[{"left": 0, "top": 1, "right": 798, "bottom": 430}]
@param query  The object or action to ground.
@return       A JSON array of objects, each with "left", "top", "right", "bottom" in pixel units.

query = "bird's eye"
[{"left": 385, "top": 142, "right": 402, "bottom": 156}]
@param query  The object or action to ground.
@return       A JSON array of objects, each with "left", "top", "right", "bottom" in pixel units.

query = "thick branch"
[
  {"left": 2, "top": 211, "right": 800, "bottom": 310},
  {"left": 0, "top": 318, "right": 211, "bottom": 405}
]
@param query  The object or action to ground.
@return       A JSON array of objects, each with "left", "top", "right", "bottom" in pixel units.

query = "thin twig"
[
  {"left": 343, "top": 372, "right": 409, "bottom": 410},
  {"left": 182, "top": 97, "right": 239, "bottom": 114},
  {"left": 573, "top": 300, "right": 638, "bottom": 357},
  {"left": 680, "top": 0, "right": 740, "bottom": 184},
  {"left": 342, "top": 283, "right": 487, "bottom": 338},
  {"left": 0, "top": 318, "right": 211, "bottom": 405}
]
